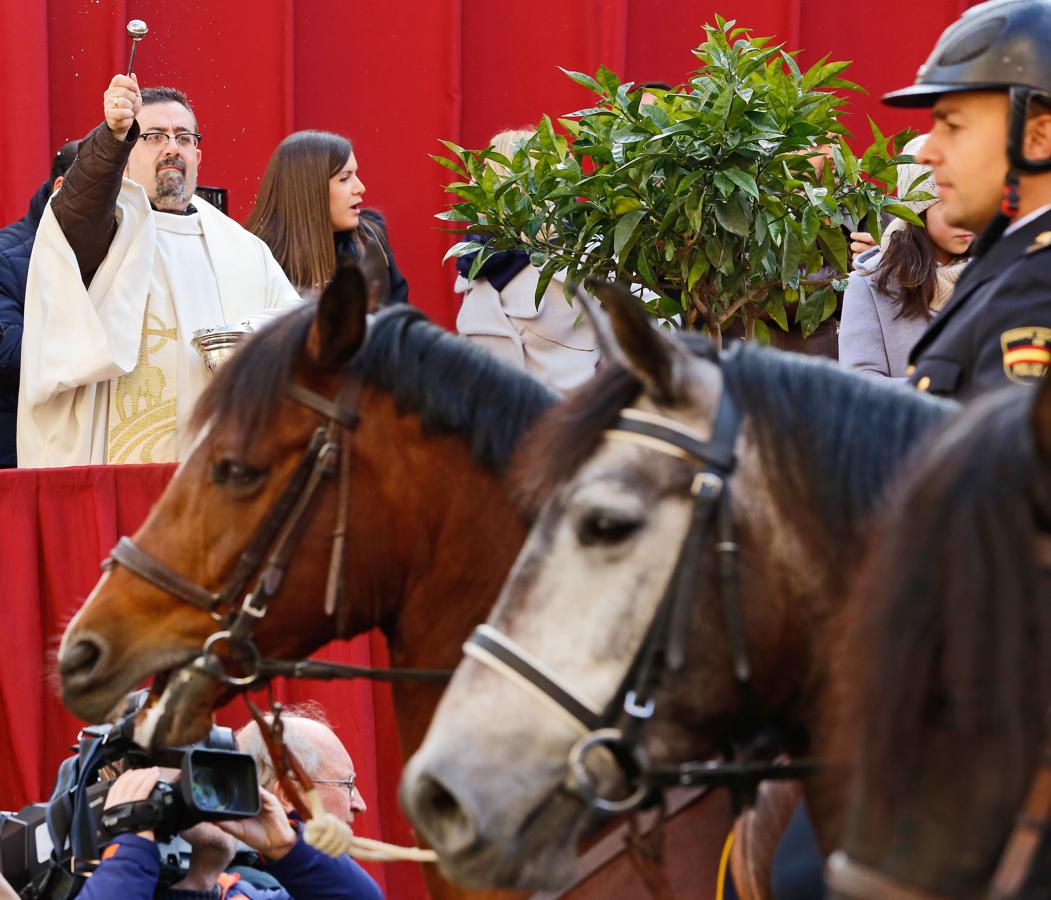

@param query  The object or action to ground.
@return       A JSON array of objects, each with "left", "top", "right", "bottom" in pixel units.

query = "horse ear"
[
  {"left": 584, "top": 279, "right": 693, "bottom": 402},
  {"left": 307, "top": 260, "right": 369, "bottom": 368},
  {"left": 1031, "top": 373, "right": 1051, "bottom": 463}
]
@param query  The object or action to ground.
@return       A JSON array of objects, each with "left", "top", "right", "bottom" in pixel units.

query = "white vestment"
[{"left": 17, "top": 180, "right": 302, "bottom": 468}]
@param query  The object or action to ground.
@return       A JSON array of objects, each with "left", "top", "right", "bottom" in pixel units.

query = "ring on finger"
[{"left": 112, "top": 98, "right": 120, "bottom": 108}]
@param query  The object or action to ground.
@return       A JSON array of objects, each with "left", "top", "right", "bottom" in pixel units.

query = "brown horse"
[
  {"left": 826, "top": 376, "right": 1051, "bottom": 900},
  {"left": 400, "top": 284, "right": 957, "bottom": 892},
  {"left": 57, "top": 265, "right": 554, "bottom": 899}
]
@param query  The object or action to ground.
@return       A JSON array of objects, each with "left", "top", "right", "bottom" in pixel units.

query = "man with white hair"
[{"left": 236, "top": 705, "right": 367, "bottom": 827}]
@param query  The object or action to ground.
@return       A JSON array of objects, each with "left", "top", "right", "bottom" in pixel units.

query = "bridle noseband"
[
  {"left": 102, "top": 370, "right": 450, "bottom": 690},
  {"left": 464, "top": 374, "right": 814, "bottom": 815}
]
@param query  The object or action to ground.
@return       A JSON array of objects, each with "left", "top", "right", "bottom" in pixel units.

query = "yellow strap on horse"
[{"left": 716, "top": 830, "right": 734, "bottom": 900}]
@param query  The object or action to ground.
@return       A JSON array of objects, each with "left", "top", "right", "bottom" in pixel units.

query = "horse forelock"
[
  {"left": 838, "top": 386, "right": 1051, "bottom": 837},
  {"left": 189, "top": 303, "right": 557, "bottom": 471}
]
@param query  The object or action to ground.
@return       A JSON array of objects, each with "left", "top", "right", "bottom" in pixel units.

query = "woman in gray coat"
[{"left": 839, "top": 136, "right": 973, "bottom": 380}]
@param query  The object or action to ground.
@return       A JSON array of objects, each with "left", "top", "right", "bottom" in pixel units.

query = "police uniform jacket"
[{"left": 907, "top": 207, "right": 1051, "bottom": 398}]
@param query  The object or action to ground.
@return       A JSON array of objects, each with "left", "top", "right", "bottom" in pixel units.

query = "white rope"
[{"left": 302, "top": 789, "right": 438, "bottom": 864}]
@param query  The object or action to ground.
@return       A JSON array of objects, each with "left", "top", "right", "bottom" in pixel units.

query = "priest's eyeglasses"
[{"left": 139, "top": 131, "right": 202, "bottom": 150}]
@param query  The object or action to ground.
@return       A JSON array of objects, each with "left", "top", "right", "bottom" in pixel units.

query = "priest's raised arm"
[{"left": 17, "top": 74, "right": 301, "bottom": 468}]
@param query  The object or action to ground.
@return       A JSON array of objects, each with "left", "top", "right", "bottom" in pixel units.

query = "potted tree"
[{"left": 437, "top": 16, "right": 925, "bottom": 346}]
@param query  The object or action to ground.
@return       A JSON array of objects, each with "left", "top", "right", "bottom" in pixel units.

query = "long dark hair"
[
  {"left": 873, "top": 214, "right": 962, "bottom": 321},
  {"left": 247, "top": 130, "right": 352, "bottom": 291}
]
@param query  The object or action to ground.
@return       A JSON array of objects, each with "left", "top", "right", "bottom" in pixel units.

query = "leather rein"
[
  {"left": 463, "top": 380, "right": 815, "bottom": 817},
  {"left": 101, "top": 373, "right": 451, "bottom": 691}
]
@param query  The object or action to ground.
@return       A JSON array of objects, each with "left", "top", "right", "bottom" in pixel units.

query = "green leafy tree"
[{"left": 436, "top": 16, "right": 926, "bottom": 346}]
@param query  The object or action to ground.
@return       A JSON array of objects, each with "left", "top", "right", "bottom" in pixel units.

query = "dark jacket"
[
  {"left": 334, "top": 209, "right": 409, "bottom": 309},
  {"left": 908, "top": 208, "right": 1051, "bottom": 398},
  {"left": 0, "top": 181, "right": 52, "bottom": 467},
  {"left": 50, "top": 119, "right": 144, "bottom": 285},
  {"left": 77, "top": 832, "right": 383, "bottom": 900}
]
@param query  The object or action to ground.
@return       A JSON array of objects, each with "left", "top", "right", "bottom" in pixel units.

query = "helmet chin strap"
[{"left": 973, "top": 168, "right": 1021, "bottom": 256}]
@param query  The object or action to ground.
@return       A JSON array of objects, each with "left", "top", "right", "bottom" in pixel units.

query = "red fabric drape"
[
  {"left": 0, "top": 465, "right": 426, "bottom": 899},
  {"left": 2, "top": 0, "right": 979, "bottom": 327}
]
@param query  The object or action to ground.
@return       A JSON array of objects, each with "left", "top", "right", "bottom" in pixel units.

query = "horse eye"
[
  {"left": 577, "top": 511, "right": 642, "bottom": 546},
  {"left": 212, "top": 458, "right": 268, "bottom": 494}
]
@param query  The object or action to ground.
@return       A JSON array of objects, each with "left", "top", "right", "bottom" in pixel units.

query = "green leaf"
[
  {"left": 686, "top": 192, "right": 705, "bottom": 232},
  {"left": 687, "top": 253, "right": 709, "bottom": 290},
  {"left": 883, "top": 202, "right": 924, "bottom": 227},
  {"left": 753, "top": 319, "right": 771, "bottom": 344},
  {"left": 817, "top": 226, "right": 849, "bottom": 274},
  {"left": 559, "top": 67, "right": 601, "bottom": 92},
  {"left": 442, "top": 240, "right": 484, "bottom": 264},
  {"left": 801, "top": 206, "right": 821, "bottom": 246},
  {"left": 714, "top": 171, "right": 735, "bottom": 197},
  {"left": 767, "top": 292, "right": 789, "bottom": 331},
  {"left": 432, "top": 154, "right": 468, "bottom": 176},
  {"left": 797, "top": 285, "right": 835, "bottom": 337},
  {"left": 635, "top": 244, "right": 658, "bottom": 288},
  {"left": 724, "top": 167, "right": 760, "bottom": 198},
  {"left": 780, "top": 230, "right": 802, "bottom": 284},
  {"left": 613, "top": 209, "right": 647, "bottom": 255},
  {"left": 714, "top": 198, "right": 749, "bottom": 236}
]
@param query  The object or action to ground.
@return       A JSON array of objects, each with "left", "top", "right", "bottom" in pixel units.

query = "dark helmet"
[
  {"left": 884, "top": 0, "right": 1051, "bottom": 175},
  {"left": 884, "top": 0, "right": 1051, "bottom": 108}
]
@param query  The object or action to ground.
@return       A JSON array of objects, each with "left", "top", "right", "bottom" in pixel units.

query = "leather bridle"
[
  {"left": 101, "top": 369, "right": 451, "bottom": 690},
  {"left": 827, "top": 722, "right": 1051, "bottom": 900},
  {"left": 463, "top": 375, "right": 814, "bottom": 816}
]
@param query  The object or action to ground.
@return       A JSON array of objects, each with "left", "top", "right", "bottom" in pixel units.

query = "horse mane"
[
  {"left": 720, "top": 344, "right": 955, "bottom": 543},
  {"left": 191, "top": 303, "right": 558, "bottom": 473},
  {"left": 837, "top": 386, "right": 1051, "bottom": 823},
  {"left": 516, "top": 339, "right": 954, "bottom": 550}
]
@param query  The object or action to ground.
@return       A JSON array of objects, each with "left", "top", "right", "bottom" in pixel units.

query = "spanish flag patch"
[{"left": 1001, "top": 326, "right": 1051, "bottom": 384}]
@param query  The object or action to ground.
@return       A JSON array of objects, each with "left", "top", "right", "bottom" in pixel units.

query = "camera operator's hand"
[
  {"left": 104, "top": 767, "right": 162, "bottom": 841},
  {"left": 216, "top": 789, "right": 297, "bottom": 860},
  {"left": 0, "top": 871, "right": 18, "bottom": 900}
]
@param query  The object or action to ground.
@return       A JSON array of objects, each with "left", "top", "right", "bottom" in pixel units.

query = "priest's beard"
[{"left": 153, "top": 157, "right": 188, "bottom": 211}]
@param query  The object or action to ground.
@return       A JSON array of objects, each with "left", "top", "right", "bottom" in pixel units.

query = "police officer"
[{"left": 884, "top": 0, "right": 1051, "bottom": 398}]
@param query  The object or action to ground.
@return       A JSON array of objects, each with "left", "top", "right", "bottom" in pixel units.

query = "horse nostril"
[
  {"left": 410, "top": 773, "right": 479, "bottom": 857},
  {"left": 59, "top": 639, "right": 103, "bottom": 681}
]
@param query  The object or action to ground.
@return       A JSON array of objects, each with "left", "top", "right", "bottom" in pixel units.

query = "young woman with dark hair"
[
  {"left": 247, "top": 130, "right": 409, "bottom": 306},
  {"left": 839, "top": 135, "right": 973, "bottom": 379}
]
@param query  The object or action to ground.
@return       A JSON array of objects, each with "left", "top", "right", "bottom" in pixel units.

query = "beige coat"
[{"left": 455, "top": 266, "right": 599, "bottom": 392}]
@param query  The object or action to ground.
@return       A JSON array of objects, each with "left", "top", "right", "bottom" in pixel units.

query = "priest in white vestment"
[{"left": 17, "top": 75, "right": 302, "bottom": 468}]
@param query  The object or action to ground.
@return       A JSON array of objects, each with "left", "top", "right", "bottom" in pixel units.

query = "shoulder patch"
[
  {"left": 1001, "top": 326, "right": 1051, "bottom": 383},
  {"left": 1026, "top": 231, "right": 1051, "bottom": 254}
]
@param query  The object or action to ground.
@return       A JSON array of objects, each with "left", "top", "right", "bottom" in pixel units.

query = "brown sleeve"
[{"left": 51, "top": 120, "right": 140, "bottom": 285}]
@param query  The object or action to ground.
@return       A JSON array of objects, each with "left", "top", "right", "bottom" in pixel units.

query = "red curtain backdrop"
[
  {"left": 2, "top": 0, "right": 979, "bottom": 328},
  {"left": 0, "top": 465, "right": 427, "bottom": 899}
]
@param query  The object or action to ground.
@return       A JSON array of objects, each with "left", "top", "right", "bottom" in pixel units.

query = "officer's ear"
[
  {"left": 1023, "top": 98, "right": 1051, "bottom": 161},
  {"left": 1031, "top": 374, "right": 1051, "bottom": 464}
]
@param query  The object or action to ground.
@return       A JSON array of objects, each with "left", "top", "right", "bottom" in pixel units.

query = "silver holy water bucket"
[{"left": 191, "top": 323, "right": 251, "bottom": 373}]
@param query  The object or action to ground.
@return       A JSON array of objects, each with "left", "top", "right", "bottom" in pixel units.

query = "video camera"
[{"left": 0, "top": 692, "right": 260, "bottom": 898}]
